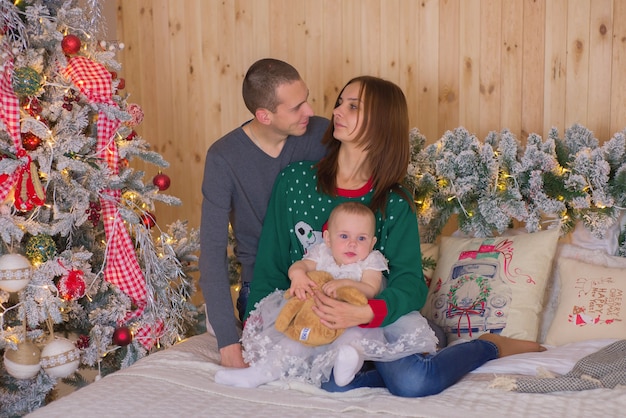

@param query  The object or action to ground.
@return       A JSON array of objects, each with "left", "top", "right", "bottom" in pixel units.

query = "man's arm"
[{"left": 200, "top": 150, "right": 243, "bottom": 362}]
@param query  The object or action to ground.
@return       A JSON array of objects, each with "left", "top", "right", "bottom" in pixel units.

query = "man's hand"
[{"left": 219, "top": 343, "right": 248, "bottom": 368}]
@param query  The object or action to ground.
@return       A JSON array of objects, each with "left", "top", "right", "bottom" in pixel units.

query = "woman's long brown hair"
[{"left": 316, "top": 76, "right": 412, "bottom": 215}]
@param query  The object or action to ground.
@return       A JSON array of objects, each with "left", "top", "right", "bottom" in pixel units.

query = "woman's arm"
[{"left": 369, "top": 196, "right": 427, "bottom": 326}]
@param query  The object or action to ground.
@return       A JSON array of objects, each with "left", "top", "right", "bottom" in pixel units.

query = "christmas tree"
[{"left": 0, "top": 0, "right": 199, "bottom": 415}]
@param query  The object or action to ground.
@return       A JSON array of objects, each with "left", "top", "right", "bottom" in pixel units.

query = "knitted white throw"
[{"left": 491, "top": 340, "right": 626, "bottom": 393}]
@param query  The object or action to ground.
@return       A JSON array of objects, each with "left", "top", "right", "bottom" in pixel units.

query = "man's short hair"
[{"left": 242, "top": 58, "right": 301, "bottom": 113}]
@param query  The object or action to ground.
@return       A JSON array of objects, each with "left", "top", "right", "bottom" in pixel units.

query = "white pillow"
[
  {"left": 539, "top": 243, "right": 626, "bottom": 343},
  {"left": 545, "top": 257, "right": 626, "bottom": 346},
  {"left": 422, "top": 228, "right": 560, "bottom": 343}
]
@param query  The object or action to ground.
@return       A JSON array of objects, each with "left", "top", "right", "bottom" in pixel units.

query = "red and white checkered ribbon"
[
  {"left": 0, "top": 59, "right": 46, "bottom": 210},
  {"left": 64, "top": 56, "right": 148, "bottom": 324}
]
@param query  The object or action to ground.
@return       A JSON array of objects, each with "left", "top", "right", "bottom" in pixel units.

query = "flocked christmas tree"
[{"left": 0, "top": 0, "right": 199, "bottom": 414}]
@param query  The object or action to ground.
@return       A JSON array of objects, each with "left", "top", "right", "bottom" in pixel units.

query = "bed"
[
  {"left": 27, "top": 238, "right": 626, "bottom": 418},
  {"left": 28, "top": 222, "right": 626, "bottom": 418},
  {"left": 25, "top": 331, "right": 625, "bottom": 418}
]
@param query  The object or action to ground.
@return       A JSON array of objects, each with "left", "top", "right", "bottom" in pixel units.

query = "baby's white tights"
[
  {"left": 215, "top": 366, "right": 279, "bottom": 388},
  {"left": 333, "top": 345, "right": 364, "bottom": 387}
]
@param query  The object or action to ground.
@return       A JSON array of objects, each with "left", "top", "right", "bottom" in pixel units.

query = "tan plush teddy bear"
[{"left": 275, "top": 270, "right": 368, "bottom": 347}]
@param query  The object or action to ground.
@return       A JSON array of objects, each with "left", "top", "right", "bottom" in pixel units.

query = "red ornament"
[
  {"left": 153, "top": 172, "right": 171, "bottom": 191},
  {"left": 58, "top": 269, "right": 86, "bottom": 301},
  {"left": 126, "top": 130, "right": 137, "bottom": 141},
  {"left": 116, "top": 78, "right": 125, "bottom": 90},
  {"left": 61, "top": 34, "right": 82, "bottom": 55},
  {"left": 141, "top": 212, "right": 156, "bottom": 229},
  {"left": 110, "top": 71, "right": 117, "bottom": 79},
  {"left": 21, "top": 132, "right": 42, "bottom": 151},
  {"left": 21, "top": 97, "right": 42, "bottom": 116},
  {"left": 112, "top": 327, "right": 133, "bottom": 346}
]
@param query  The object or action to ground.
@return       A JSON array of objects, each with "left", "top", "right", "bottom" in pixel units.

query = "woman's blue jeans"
[{"left": 321, "top": 339, "right": 498, "bottom": 397}]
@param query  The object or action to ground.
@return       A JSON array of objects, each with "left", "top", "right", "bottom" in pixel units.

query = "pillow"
[
  {"left": 539, "top": 243, "right": 626, "bottom": 343},
  {"left": 569, "top": 212, "right": 626, "bottom": 256},
  {"left": 421, "top": 228, "right": 560, "bottom": 344},
  {"left": 545, "top": 258, "right": 626, "bottom": 346}
]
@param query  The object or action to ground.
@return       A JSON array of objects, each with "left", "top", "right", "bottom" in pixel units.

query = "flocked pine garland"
[{"left": 407, "top": 124, "right": 626, "bottom": 257}]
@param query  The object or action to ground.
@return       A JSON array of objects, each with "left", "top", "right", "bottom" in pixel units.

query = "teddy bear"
[{"left": 275, "top": 270, "right": 368, "bottom": 347}]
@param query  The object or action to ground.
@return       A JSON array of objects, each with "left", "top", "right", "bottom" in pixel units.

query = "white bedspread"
[{"left": 27, "top": 333, "right": 626, "bottom": 418}]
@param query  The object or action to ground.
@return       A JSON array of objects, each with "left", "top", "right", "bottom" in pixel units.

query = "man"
[{"left": 200, "top": 58, "right": 329, "bottom": 367}]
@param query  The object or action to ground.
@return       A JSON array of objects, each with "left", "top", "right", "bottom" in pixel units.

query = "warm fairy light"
[{"left": 447, "top": 196, "right": 455, "bottom": 202}]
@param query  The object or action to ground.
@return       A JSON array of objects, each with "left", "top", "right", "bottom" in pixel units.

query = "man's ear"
[{"left": 255, "top": 108, "right": 271, "bottom": 125}]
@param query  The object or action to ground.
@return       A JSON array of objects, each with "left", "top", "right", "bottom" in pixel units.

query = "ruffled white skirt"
[{"left": 242, "top": 290, "right": 438, "bottom": 387}]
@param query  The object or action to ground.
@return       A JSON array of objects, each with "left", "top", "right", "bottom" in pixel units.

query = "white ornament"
[
  {"left": 0, "top": 253, "right": 32, "bottom": 293},
  {"left": 40, "top": 337, "right": 80, "bottom": 378},
  {"left": 3, "top": 341, "right": 42, "bottom": 379}
]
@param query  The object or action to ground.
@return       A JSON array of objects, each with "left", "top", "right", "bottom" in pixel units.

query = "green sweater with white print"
[{"left": 245, "top": 161, "right": 427, "bottom": 328}]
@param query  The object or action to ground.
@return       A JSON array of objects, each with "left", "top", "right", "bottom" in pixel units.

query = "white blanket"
[{"left": 27, "top": 333, "right": 626, "bottom": 418}]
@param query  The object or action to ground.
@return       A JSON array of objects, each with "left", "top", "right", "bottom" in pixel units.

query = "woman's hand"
[{"left": 311, "top": 290, "right": 374, "bottom": 328}]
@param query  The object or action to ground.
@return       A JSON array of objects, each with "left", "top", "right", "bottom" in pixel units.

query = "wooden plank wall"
[{"left": 116, "top": 0, "right": 626, "bottom": 232}]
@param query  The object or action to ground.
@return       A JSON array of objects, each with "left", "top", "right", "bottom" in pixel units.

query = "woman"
[{"left": 244, "top": 76, "right": 544, "bottom": 397}]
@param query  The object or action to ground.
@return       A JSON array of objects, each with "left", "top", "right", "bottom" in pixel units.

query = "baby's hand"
[
  {"left": 288, "top": 273, "right": 317, "bottom": 300},
  {"left": 322, "top": 279, "right": 348, "bottom": 298}
]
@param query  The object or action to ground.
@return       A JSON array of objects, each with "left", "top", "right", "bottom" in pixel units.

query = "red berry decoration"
[
  {"left": 152, "top": 172, "right": 170, "bottom": 191},
  {"left": 112, "top": 326, "right": 133, "bottom": 346},
  {"left": 75, "top": 334, "right": 90, "bottom": 350},
  {"left": 116, "top": 78, "right": 125, "bottom": 90},
  {"left": 126, "top": 130, "right": 137, "bottom": 141},
  {"left": 21, "top": 132, "right": 42, "bottom": 151},
  {"left": 85, "top": 201, "right": 101, "bottom": 227},
  {"left": 61, "top": 34, "right": 81, "bottom": 55},
  {"left": 141, "top": 212, "right": 156, "bottom": 229}
]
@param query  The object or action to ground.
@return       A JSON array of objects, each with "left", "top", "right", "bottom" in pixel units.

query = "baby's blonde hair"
[{"left": 327, "top": 202, "right": 376, "bottom": 234}]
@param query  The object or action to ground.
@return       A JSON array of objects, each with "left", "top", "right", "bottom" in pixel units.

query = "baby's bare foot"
[{"left": 478, "top": 333, "right": 546, "bottom": 357}]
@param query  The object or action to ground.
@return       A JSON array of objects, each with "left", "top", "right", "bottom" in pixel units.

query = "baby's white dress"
[{"left": 242, "top": 243, "right": 438, "bottom": 387}]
